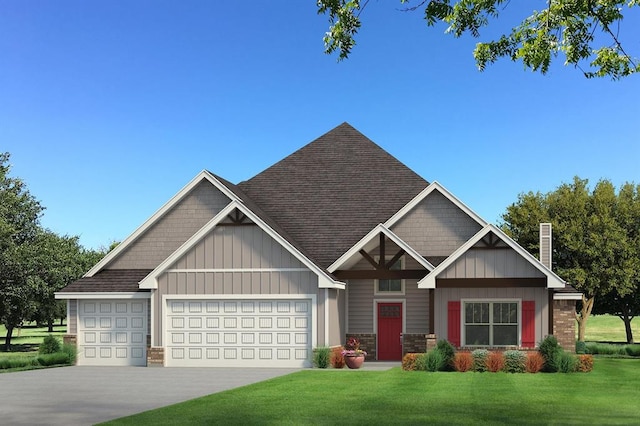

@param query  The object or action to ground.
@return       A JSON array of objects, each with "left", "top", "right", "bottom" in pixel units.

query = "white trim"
[
  {"left": 418, "top": 224, "right": 566, "bottom": 289},
  {"left": 150, "top": 290, "right": 157, "bottom": 346},
  {"left": 384, "top": 181, "right": 487, "bottom": 229},
  {"left": 373, "top": 299, "right": 406, "bottom": 361},
  {"left": 139, "top": 200, "right": 344, "bottom": 290},
  {"left": 461, "top": 298, "right": 522, "bottom": 347},
  {"left": 55, "top": 292, "right": 151, "bottom": 300},
  {"left": 345, "top": 281, "right": 350, "bottom": 333},
  {"left": 553, "top": 293, "right": 582, "bottom": 300},
  {"left": 324, "top": 289, "right": 329, "bottom": 345},
  {"left": 165, "top": 268, "right": 311, "bottom": 273},
  {"left": 85, "top": 171, "right": 240, "bottom": 277},
  {"left": 328, "top": 224, "right": 434, "bottom": 273}
]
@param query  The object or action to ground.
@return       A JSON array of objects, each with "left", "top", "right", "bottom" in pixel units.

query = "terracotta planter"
[{"left": 344, "top": 355, "right": 365, "bottom": 369}]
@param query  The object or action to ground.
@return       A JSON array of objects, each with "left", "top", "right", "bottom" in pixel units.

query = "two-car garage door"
[{"left": 165, "top": 298, "right": 312, "bottom": 367}]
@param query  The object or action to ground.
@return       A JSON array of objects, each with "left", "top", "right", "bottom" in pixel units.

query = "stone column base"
[{"left": 147, "top": 347, "right": 165, "bottom": 366}]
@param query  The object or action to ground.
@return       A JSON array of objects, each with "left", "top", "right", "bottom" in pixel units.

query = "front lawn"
[{"left": 104, "top": 358, "right": 640, "bottom": 425}]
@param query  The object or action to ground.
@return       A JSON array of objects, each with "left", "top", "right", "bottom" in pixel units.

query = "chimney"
[{"left": 539, "top": 223, "right": 552, "bottom": 270}]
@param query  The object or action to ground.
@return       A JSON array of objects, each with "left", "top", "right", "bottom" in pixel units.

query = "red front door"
[{"left": 377, "top": 303, "right": 403, "bottom": 360}]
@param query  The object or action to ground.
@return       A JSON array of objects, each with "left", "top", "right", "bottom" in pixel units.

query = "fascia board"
[
  {"left": 85, "top": 171, "right": 239, "bottom": 277},
  {"left": 54, "top": 292, "right": 150, "bottom": 300},
  {"left": 385, "top": 181, "right": 488, "bottom": 229},
  {"left": 418, "top": 224, "right": 567, "bottom": 289},
  {"left": 138, "top": 202, "right": 238, "bottom": 289}
]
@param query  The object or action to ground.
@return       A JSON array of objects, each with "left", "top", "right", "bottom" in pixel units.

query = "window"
[
  {"left": 464, "top": 301, "right": 518, "bottom": 346},
  {"left": 375, "top": 259, "right": 403, "bottom": 294}
]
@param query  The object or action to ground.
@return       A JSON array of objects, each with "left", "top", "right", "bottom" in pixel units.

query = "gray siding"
[
  {"left": 434, "top": 287, "right": 549, "bottom": 346},
  {"left": 109, "top": 180, "right": 231, "bottom": 269},
  {"left": 328, "top": 289, "right": 344, "bottom": 346},
  {"left": 440, "top": 248, "right": 545, "bottom": 279},
  {"left": 391, "top": 190, "right": 482, "bottom": 257},
  {"left": 68, "top": 299, "right": 77, "bottom": 334}
]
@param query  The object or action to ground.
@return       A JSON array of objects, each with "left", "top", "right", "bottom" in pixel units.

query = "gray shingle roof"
[
  {"left": 238, "top": 122, "right": 428, "bottom": 267},
  {"left": 59, "top": 269, "right": 152, "bottom": 292}
]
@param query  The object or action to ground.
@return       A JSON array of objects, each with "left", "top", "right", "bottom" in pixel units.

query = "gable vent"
[{"left": 539, "top": 223, "right": 552, "bottom": 270}]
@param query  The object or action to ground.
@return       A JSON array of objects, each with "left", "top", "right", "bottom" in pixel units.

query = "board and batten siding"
[
  {"left": 109, "top": 180, "right": 231, "bottom": 269},
  {"left": 153, "top": 224, "right": 320, "bottom": 346},
  {"left": 439, "top": 248, "right": 546, "bottom": 279},
  {"left": 390, "top": 190, "right": 482, "bottom": 257},
  {"left": 434, "top": 287, "right": 549, "bottom": 346},
  {"left": 68, "top": 299, "right": 78, "bottom": 334},
  {"left": 328, "top": 289, "right": 345, "bottom": 346}
]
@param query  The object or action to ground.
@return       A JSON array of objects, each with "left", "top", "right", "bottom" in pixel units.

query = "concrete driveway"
[{"left": 0, "top": 366, "right": 298, "bottom": 425}]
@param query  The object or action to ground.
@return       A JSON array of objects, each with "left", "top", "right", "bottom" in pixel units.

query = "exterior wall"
[
  {"left": 328, "top": 288, "right": 344, "bottom": 347},
  {"left": 553, "top": 299, "right": 576, "bottom": 352},
  {"left": 439, "top": 248, "right": 546, "bottom": 279},
  {"left": 109, "top": 180, "right": 231, "bottom": 269},
  {"left": 68, "top": 299, "right": 77, "bottom": 334},
  {"left": 346, "top": 333, "right": 376, "bottom": 361},
  {"left": 390, "top": 190, "right": 482, "bottom": 257},
  {"left": 402, "top": 334, "right": 427, "bottom": 355},
  {"left": 435, "top": 286, "right": 549, "bottom": 347}
]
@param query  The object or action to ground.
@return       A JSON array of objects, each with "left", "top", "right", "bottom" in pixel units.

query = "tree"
[
  {"left": 593, "top": 289, "right": 640, "bottom": 343},
  {"left": 0, "top": 152, "right": 44, "bottom": 350},
  {"left": 501, "top": 177, "right": 640, "bottom": 342},
  {"left": 317, "top": 0, "right": 640, "bottom": 80}
]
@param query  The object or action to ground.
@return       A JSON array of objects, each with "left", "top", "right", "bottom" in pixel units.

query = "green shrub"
[
  {"left": 625, "top": 345, "right": 640, "bottom": 357},
  {"left": 36, "top": 352, "right": 70, "bottom": 367},
  {"left": 62, "top": 343, "right": 77, "bottom": 365},
  {"left": 0, "top": 357, "right": 35, "bottom": 370},
  {"left": 538, "top": 336, "right": 561, "bottom": 372},
  {"left": 575, "top": 341, "right": 586, "bottom": 354},
  {"left": 414, "top": 353, "right": 428, "bottom": 371},
  {"left": 472, "top": 349, "right": 489, "bottom": 372},
  {"left": 504, "top": 350, "right": 527, "bottom": 373},
  {"left": 312, "top": 346, "right": 331, "bottom": 368},
  {"left": 555, "top": 352, "right": 578, "bottom": 373},
  {"left": 39, "top": 335, "right": 61, "bottom": 354},
  {"left": 436, "top": 340, "right": 456, "bottom": 371},
  {"left": 586, "top": 342, "right": 627, "bottom": 356},
  {"left": 425, "top": 349, "right": 446, "bottom": 372}
]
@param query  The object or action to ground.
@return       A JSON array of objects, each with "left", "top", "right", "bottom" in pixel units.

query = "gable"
[
  {"left": 390, "top": 189, "right": 483, "bottom": 257},
  {"left": 107, "top": 180, "right": 231, "bottom": 270}
]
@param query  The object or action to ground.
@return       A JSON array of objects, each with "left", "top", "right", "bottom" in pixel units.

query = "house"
[{"left": 56, "top": 123, "right": 580, "bottom": 367}]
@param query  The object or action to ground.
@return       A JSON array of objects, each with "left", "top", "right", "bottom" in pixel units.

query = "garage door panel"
[
  {"left": 166, "top": 298, "right": 312, "bottom": 367},
  {"left": 78, "top": 300, "right": 147, "bottom": 366}
]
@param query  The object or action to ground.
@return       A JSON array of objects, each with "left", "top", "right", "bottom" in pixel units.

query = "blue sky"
[{"left": 2, "top": 1, "right": 639, "bottom": 250}]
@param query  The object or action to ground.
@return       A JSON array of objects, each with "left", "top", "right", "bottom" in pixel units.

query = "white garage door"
[
  {"left": 78, "top": 300, "right": 147, "bottom": 366},
  {"left": 165, "top": 299, "right": 312, "bottom": 367}
]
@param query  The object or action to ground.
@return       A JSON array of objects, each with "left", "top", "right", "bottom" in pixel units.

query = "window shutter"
[
  {"left": 447, "top": 301, "right": 461, "bottom": 347},
  {"left": 522, "top": 301, "right": 535, "bottom": 348}
]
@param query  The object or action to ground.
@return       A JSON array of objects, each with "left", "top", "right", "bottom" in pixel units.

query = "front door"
[{"left": 377, "top": 303, "right": 403, "bottom": 360}]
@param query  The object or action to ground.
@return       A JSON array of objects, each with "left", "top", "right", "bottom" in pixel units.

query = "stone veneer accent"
[
  {"left": 426, "top": 334, "right": 437, "bottom": 351},
  {"left": 147, "top": 347, "right": 165, "bottom": 366},
  {"left": 63, "top": 334, "right": 77, "bottom": 345},
  {"left": 553, "top": 299, "right": 576, "bottom": 353},
  {"left": 402, "top": 334, "right": 427, "bottom": 355},
  {"left": 346, "top": 333, "right": 376, "bottom": 361}
]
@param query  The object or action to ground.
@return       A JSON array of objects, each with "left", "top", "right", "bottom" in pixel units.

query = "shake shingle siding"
[{"left": 238, "top": 123, "right": 428, "bottom": 268}]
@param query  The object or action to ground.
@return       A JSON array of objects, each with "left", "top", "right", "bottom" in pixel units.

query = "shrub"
[
  {"left": 486, "top": 351, "right": 505, "bottom": 372},
  {"left": 453, "top": 352, "right": 473, "bottom": 372},
  {"left": 313, "top": 346, "right": 331, "bottom": 369},
  {"left": 36, "top": 352, "right": 70, "bottom": 367},
  {"left": 471, "top": 349, "right": 489, "bottom": 372},
  {"left": 425, "top": 349, "right": 446, "bottom": 372},
  {"left": 402, "top": 353, "right": 421, "bottom": 371},
  {"left": 62, "top": 343, "right": 77, "bottom": 365},
  {"left": 39, "top": 335, "right": 61, "bottom": 355},
  {"left": 330, "top": 346, "right": 345, "bottom": 368},
  {"left": 525, "top": 352, "right": 545, "bottom": 373},
  {"left": 414, "top": 353, "right": 428, "bottom": 371},
  {"left": 503, "top": 350, "right": 527, "bottom": 373},
  {"left": 556, "top": 352, "right": 578, "bottom": 373},
  {"left": 586, "top": 342, "right": 626, "bottom": 356},
  {"left": 436, "top": 340, "right": 456, "bottom": 371},
  {"left": 0, "top": 357, "right": 37, "bottom": 370},
  {"left": 575, "top": 341, "right": 586, "bottom": 354},
  {"left": 625, "top": 345, "right": 640, "bottom": 357},
  {"left": 576, "top": 354, "right": 594, "bottom": 372},
  {"left": 538, "top": 335, "right": 561, "bottom": 372}
]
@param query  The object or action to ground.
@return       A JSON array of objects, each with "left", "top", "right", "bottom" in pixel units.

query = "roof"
[
  {"left": 58, "top": 269, "right": 153, "bottom": 293},
  {"left": 238, "top": 122, "right": 428, "bottom": 267}
]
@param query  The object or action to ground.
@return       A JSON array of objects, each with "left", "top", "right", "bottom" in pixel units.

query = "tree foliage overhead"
[
  {"left": 317, "top": 0, "right": 640, "bottom": 80},
  {"left": 501, "top": 177, "right": 640, "bottom": 342}
]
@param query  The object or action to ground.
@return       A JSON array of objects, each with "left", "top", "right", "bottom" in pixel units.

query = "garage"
[
  {"left": 77, "top": 299, "right": 147, "bottom": 366},
  {"left": 165, "top": 298, "right": 312, "bottom": 367}
]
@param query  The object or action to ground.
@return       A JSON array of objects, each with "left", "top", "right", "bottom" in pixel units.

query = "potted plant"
[{"left": 342, "top": 337, "right": 367, "bottom": 369}]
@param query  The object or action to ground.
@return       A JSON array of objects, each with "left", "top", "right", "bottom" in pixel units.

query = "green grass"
[
  {"left": 0, "top": 324, "right": 66, "bottom": 369},
  {"left": 582, "top": 315, "right": 639, "bottom": 343},
  {"left": 104, "top": 358, "right": 640, "bottom": 425}
]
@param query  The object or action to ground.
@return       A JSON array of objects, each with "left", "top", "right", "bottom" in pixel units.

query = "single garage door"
[
  {"left": 78, "top": 299, "right": 147, "bottom": 366},
  {"left": 165, "top": 298, "right": 312, "bottom": 367}
]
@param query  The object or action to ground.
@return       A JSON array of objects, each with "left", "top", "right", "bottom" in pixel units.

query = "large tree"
[
  {"left": 501, "top": 177, "right": 640, "bottom": 342},
  {"left": 317, "top": 0, "right": 640, "bottom": 79}
]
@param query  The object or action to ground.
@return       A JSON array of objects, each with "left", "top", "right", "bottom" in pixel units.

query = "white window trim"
[
  {"left": 373, "top": 257, "right": 405, "bottom": 296},
  {"left": 461, "top": 299, "right": 522, "bottom": 347}
]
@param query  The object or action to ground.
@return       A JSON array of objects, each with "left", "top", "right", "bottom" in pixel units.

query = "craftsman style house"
[{"left": 57, "top": 123, "right": 580, "bottom": 367}]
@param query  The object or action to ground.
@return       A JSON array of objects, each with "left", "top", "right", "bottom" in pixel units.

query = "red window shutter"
[
  {"left": 448, "top": 301, "right": 461, "bottom": 347},
  {"left": 522, "top": 301, "right": 535, "bottom": 348}
]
